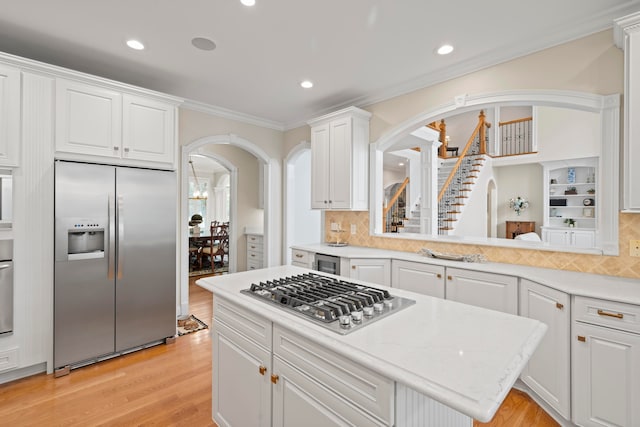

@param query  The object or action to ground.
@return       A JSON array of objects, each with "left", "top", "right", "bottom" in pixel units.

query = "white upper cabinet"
[
  {"left": 308, "top": 106, "right": 371, "bottom": 210},
  {"left": 0, "top": 64, "right": 21, "bottom": 167},
  {"left": 616, "top": 12, "right": 640, "bottom": 212},
  {"left": 56, "top": 78, "right": 177, "bottom": 168}
]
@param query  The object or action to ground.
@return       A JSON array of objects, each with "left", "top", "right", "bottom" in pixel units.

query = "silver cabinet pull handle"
[
  {"left": 0, "top": 264, "right": 10, "bottom": 270},
  {"left": 108, "top": 193, "right": 115, "bottom": 280},
  {"left": 117, "top": 194, "right": 124, "bottom": 280}
]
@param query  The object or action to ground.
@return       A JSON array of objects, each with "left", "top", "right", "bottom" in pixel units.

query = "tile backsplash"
[{"left": 325, "top": 211, "right": 640, "bottom": 279}]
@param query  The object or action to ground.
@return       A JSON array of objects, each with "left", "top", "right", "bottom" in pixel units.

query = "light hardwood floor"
[{"left": 0, "top": 275, "right": 557, "bottom": 427}]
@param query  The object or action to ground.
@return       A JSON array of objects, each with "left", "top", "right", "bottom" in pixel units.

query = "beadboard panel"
[
  {"left": 0, "top": 72, "right": 55, "bottom": 381},
  {"left": 325, "top": 211, "right": 640, "bottom": 279},
  {"left": 396, "top": 384, "right": 473, "bottom": 427}
]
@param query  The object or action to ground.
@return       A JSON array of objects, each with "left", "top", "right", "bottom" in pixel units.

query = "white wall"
[
  {"left": 291, "top": 150, "right": 321, "bottom": 246},
  {"left": 535, "top": 106, "right": 600, "bottom": 162},
  {"left": 495, "top": 163, "right": 544, "bottom": 238}
]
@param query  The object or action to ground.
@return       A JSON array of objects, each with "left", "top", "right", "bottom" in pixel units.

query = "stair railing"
[
  {"left": 498, "top": 116, "right": 533, "bottom": 156},
  {"left": 383, "top": 177, "right": 409, "bottom": 232},
  {"left": 438, "top": 111, "right": 489, "bottom": 202}
]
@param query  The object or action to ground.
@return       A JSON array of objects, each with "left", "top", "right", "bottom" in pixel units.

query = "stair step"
[
  {"left": 452, "top": 202, "right": 465, "bottom": 206},
  {"left": 459, "top": 188, "right": 472, "bottom": 192},
  {"left": 472, "top": 163, "right": 483, "bottom": 167},
  {"left": 470, "top": 169, "right": 481, "bottom": 173},
  {"left": 447, "top": 211, "right": 461, "bottom": 214},
  {"left": 442, "top": 219, "right": 458, "bottom": 222},
  {"left": 462, "top": 181, "right": 475, "bottom": 185},
  {"left": 439, "top": 227, "right": 454, "bottom": 231},
  {"left": 456, "top": 195, "right": 468, "bottom": 199},
  {"left": 467, "top": 175, "right": 478, "bottom": 179}
]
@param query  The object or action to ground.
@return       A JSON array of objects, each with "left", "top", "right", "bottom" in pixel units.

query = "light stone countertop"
[
  {"left": 291, "top": 243, "right": 640, "bottom": 306},
  {"left": 197, "top": 265, "right": 547, "bottom": 423}
]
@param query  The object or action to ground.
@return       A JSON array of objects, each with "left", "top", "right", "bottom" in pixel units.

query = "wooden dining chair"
[{"left": 201, "top": 226, "right": 228, "bottom": 270}]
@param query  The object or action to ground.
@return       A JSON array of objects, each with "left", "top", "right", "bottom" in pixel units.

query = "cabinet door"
[
  {"left": 328, "top": 117, "right": 352, "bottom": 209},
  {"left": 519, "top": 279, "right": 570, "bottom": 419},
  {"left": 55, "top": 79, "right": 122, "bottom": 158},
  {"left": 391, "top": 260, "right": 445, "bottom": 298},
  {"left": 310, "top": 123, "right": 330, "bottom": 209},
  {"left": 272, "top": 357, "right": 386, "bottom": 427},
  {"left": 543, "top": 229, "right": 569, "bottom": 246},
  {"left": 570, "top": 230, "right": 595, "bottom": 248},
  {"left": 0, "top": 64, "right": 20, "bottom": 167},
  {"left": 213, "top": 321, "right": 271, "bottom": 427},
  {"left": 122, "top": 94, "right": 175, "bottom": 164},
  {"left": 445, "top": 268, "right": 518, "bottom": 314},
  {"left": 349, "top": 258, "right": 391, "bottom": 286},
  {"left": 572, "top": 322, "right": 640, "bottom": 427}
]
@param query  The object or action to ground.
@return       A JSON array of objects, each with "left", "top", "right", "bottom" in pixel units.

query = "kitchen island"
[{"left": 197, "top": 265, "right": 546, "bottom": 426}]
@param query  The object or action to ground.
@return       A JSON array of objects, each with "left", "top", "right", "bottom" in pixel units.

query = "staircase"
[{"left": 437, "top": 155, "right": 486, "bottom": 234}]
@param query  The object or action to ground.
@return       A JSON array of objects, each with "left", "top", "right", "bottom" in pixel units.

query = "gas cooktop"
[{"left": 241, "top": 272, "right": 415, "bottom": 334}]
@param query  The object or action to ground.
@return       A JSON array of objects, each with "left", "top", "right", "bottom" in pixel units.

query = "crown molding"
[{"left": 181, "top": 99, "right": 285, "bottom": 132}]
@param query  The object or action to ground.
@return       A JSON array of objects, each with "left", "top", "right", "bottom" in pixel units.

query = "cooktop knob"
[
  {"left": 339, "top": 315, "right": 351, "bottom": 328},
  {"left": 363, "top": 306, "right": 374, "bottom": 317},
  {"left": 383, "top": 300, "right": 393, "bottom": 309},
  {"left": 373, "top": 302, "right": 384, "bottom": 313},
  {"left": 351, "top": 310, "right": 363, "bottom": 323}
]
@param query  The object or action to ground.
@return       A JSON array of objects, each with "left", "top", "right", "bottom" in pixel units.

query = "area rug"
[
  {"left": 189, "top": 265, "right": 229, "bottom": 277},
  {"left": 177, "top": 315, "right": 209, "bottom": 336}
]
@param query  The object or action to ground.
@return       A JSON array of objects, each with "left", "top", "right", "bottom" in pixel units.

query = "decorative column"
[{"left": 417, "top": 133, "right": 441, "bottom": 235}]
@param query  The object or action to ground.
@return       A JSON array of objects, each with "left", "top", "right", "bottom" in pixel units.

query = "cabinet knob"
[
  {"left": 113, "top": 146, "right": 119, "bottom": 151},
  {"left": 259, "top": 365, "right": 267, "bottom": 376},
  {"left": 329, "top": 200, "right": 332, "bottom": 204},
  {"left": 352, "top": 265, "right": 356, "bottom": 270},
  {"left": 324, "top": 200, "right": 328, "bottom": 204},
  {"left": 577, "top": 335, "right": 586, "bottom": 342},
  {"left": 556, "top": 302, "right": 564, "bottom": 310},
  {"left": 124, "top": 147, "right": 130, "bottom": 153},
  {"left": 270, "top": 374, "right": 279, "bottom": 384},
  {"left": 295, "top": 254, "right": 303, "bottom": 258},
  {"left": 447, "top": 275, "right": 453, "bottom": 281},
  {"left": 436, "top": 273, "right": 442, "bottom": 279}
]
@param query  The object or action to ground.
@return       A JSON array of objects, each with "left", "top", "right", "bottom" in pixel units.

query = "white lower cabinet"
[
  {"left": 348, "top": 258, "right": 391, "bottom": 286},
  {"left": 542, "top": 228, "right": 596, "bottom": 248},
  {"left": 213, "top": 321, "right": 271, "bottom": 427},
  {"left": 246, "top": 234, "right": 264, "bottom": 270},
  {"left": 391, "top": 260, "right": 445, "bottom": 298},
  {"left": 445, "top": 268, "right": 518, "bottom": 315},
  {"left": 572, "top": 297, "right": 640, "bottom": 427},
  {"left": 519, "top": 279, "right": 571, "bottom": 419},
  {"left": 291, "top": 249, "right": 314, "bottom": 269},
  {"left": 213, "top": 297, "right": 393, "bottom": 427}
]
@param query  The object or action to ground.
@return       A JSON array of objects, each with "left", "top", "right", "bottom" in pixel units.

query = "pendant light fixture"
[{"left": 189, "top": 157, "right": 208, "bottom": 200}]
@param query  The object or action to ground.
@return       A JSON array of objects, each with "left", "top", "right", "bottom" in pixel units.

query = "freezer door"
[
  {"left": 0, "top": 260, "right": 13, "bottom": 335},
  {"left": 54, "top": 161, "right": 115, "bottom": 368},
  {"left": 115, "top": 167, "right": 176, "bottom": 351}
]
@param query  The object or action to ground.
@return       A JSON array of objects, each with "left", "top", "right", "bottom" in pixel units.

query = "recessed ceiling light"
[
  {"left": 241, "top": 0, "right": 256, "bottom": 6},
  {"left": 437, "top": 44, "right": 454, "bottom": 55},
  {"left": 398, "top": 162, "right": 405, "bottom": 166},
  {"left": 192, "top": 37, "right": 217, "bottom": 51},
  {"left": 300, "top": 80, "right": 314, "bottom": 89},
  {"left": 126, "top": 39, "right": 145, "bottom": 50}
]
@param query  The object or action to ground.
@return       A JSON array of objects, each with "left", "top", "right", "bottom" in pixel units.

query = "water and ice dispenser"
[{"left": 63, "top": 222, "right": 105, "bottom": 261}]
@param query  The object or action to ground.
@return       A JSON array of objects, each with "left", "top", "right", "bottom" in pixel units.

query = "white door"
[
  {"left": 543, "top": 229, "right": 568, "bottom": 246},
  {"left": 272, "top": 357, "right": 385, "bottom": 427},
  {"left": 445, "top": 268, "right": 518, "bottom": 314},
  {"left": 310, "top": 124, "right": 331, "bottom": 209},
  {"left": 519, "top": 279, "right": 570, "bottom": 418},
  {"left": 55, "top": 79, "right": 122, "bottom": 158},
  {"left": 0, "top": 64, "right": 20, "bottom": 167},
  {"left": 122, "top": 94, "right": 175, "bottom": 164},
  {"left": 349, "top": 259, "right": 391, "bottom": 286},
  {"left": 213, "top": 322, "right": 271, "bottom": 427},
  {"left": 571, "top": 230, "right": 595, "bottom": 248},
  {"left": 572, "top": 322, "right": 640, "bottom": 427},
  {"left": 391, "top": 260, "right": 445, "bottom": 298},
  {"left": 329, "top": 117, "right": 352, "bottom": 209}
]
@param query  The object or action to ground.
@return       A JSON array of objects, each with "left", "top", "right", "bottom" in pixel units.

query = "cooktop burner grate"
[{"left": 241, "top": 272, "right": 415, "bottom": 334}]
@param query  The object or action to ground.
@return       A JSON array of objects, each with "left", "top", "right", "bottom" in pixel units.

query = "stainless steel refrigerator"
[{"left": 54, "top": 160, "right": 176, "bottom": 373}]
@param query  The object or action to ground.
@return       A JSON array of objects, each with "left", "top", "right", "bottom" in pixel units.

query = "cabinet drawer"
[
  {"left": 247, "top": 259, "right": 263, "bottom": 270},
  {"left": 273, "top": 325, "right": 393, "bottom": 424},
  {"left": 246, "top": 234, "right": 263, "bottom": 245},
  {"left": 247, "top": 250, "right": 263, "bottom": 262},
  {"left": 574, "top": 296, "right": 640, "bottom": 334},
  {"left": 214, "top": 297, "right": 271, "bottom": 348},
  {"left": 291, "top": 249, "right": 311, "bottom": 264},
  {"left": 246, "top": 241, "right": 263, "bottom": 253}
]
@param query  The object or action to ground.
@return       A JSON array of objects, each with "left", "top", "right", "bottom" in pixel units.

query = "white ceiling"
[{"left": 0, "top": 0, "right": 638, "bottom": 129}]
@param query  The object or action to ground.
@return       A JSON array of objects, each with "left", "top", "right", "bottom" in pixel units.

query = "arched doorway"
[
  {"left": 179, "top": 134, "right": 280, "bottom": 316},
  {"left": 284, "top": 142, "right": 322, "bottom": 264}
]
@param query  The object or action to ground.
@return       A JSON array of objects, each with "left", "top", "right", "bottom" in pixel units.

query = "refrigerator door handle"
[
  {"left": 117, "top": 194, "right": 124, "bottom": 280},
  {"left": 108, "top": 193, "right": 116, "bottom": 279}
]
